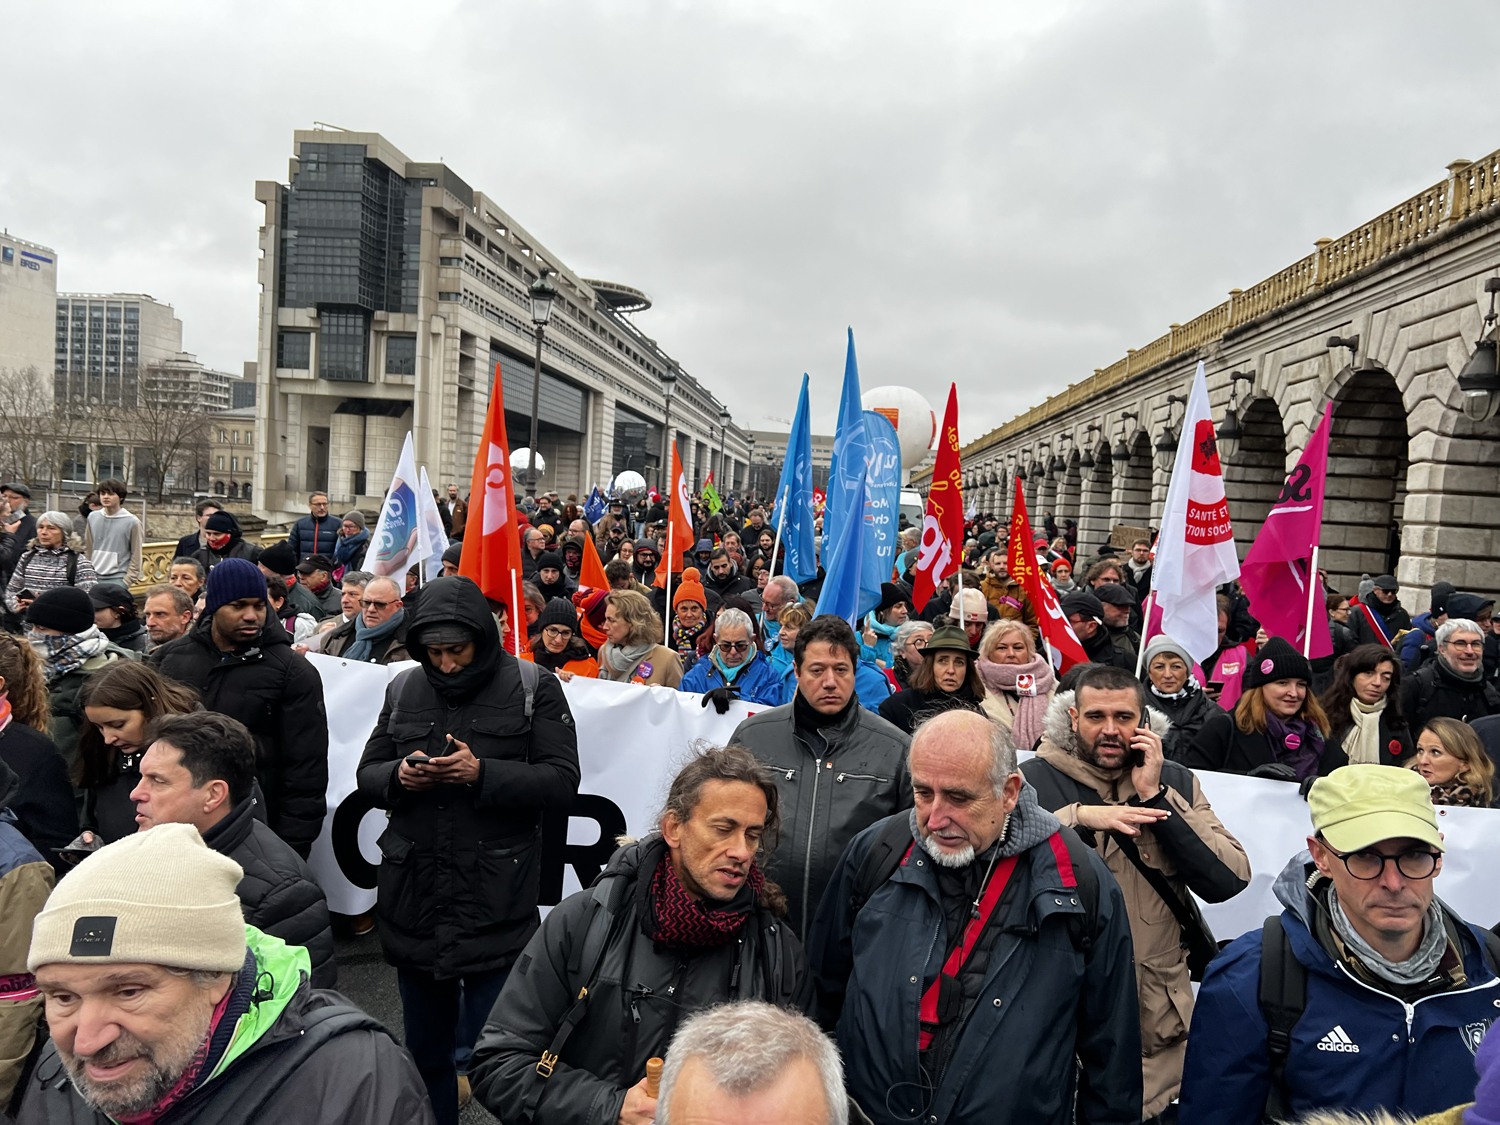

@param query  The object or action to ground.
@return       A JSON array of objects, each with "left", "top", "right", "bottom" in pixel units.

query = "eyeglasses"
[
  {"left": 1326, "top": 845, "right": 1439, "bottom": 881},
  {"left": 542, "top": 626, "right": 573, "bottom": 640},
  {"left": 1446, "top": 639, "right": 1484, "bottom": 651},
  {"left": 717, "top": 640, "right": 752, "bottom": 655},
  {"left": 908, "top": 637, "right": 929, "bottom": 650},
  {"left": 360, "top": 598, "right": 397, "bottom": 610}
]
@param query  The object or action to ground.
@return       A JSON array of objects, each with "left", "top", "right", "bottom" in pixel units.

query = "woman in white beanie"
[{"left": 1141, "top": 633, "right": 1225, "bottom": 762}]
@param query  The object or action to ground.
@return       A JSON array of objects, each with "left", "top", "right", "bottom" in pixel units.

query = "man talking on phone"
[
  {"left": 1021, "top": 662, "right": 1250, "bottom": 1123},
  {"left": 357, "top": 575, "right": 580, "bottom": 1125}
]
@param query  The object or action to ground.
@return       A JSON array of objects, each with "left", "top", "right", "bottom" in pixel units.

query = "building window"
[
  {"left": 214, "top": 481, "right": 226, "bottom": 496},
  {"left": 277, "top": 331, "right": 311, "bottom": 370},
  {"left": 219, "top": 430, "right": 228, "bottom": 443},
  {"left": 61, "top": 444, "right": 88, "bottom": 483},
  {"left": 216, "top": 455, "right": 225, "bottom": 470},
  {"left": 232, "top": 430, "right": 240, "bottom": 444},
  {"left": 385, "top": 335, "right": 416, "bottom": 375},
  {"left": 244, "top": 456, "right": 253, "bottom": 472},
  {"left": 243, "top": 429, "right": 253, "bottom": 442},
  {"left": 230, "top": 456, "right": 238, "bottom": 472},
  {"left": 318, "top": 308, "right": 368, "bottom": 382},
  {"left": 97, "top": 446, "right": 124, "bottom": 480}
]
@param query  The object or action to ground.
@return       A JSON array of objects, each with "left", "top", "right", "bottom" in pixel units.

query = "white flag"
[
  {"left": 416, "top": 466, "right": 450, "bottom": 584},
  {"left": 367, "top": 433, "right": 429, "bottom": 578},
  {"left": 1153, "top": 362, "right": 1240, "bottom": 662}
]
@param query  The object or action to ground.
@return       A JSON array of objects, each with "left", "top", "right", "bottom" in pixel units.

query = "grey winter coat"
[
  {"left": 470, "top": 836, "right": 809, "bottom": 1125},
  {"left": 730, "top": 699, "right": 912, "bottom": 940}
]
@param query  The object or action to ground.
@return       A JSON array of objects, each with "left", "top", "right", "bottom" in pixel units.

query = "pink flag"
[
  {"left": 1240, "top": 403, "right": 1334, "bottom": 658},
  {"left": 1151, "top": 363, "right": 1241, "bottom": 662}
]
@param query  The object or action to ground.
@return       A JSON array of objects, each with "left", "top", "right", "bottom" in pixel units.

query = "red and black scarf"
[{"left": 642, "top": 849, "right": 763, "bottom": 949}]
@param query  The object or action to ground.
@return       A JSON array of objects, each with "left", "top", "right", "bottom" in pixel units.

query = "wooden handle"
[{"left": 645, "top": 1057, "right": 664, "bottom": 1099}]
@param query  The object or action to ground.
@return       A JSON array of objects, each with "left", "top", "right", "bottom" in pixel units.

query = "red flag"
[
  {"left": 459, "top": 363, "right": 524, "bottom": 653},
  {"left": 667, "top": 440, "right": 694, "bottom": 574},
  {"left": 578, "top": 529, "right": 609, "bottom": 591},
  {"left": 1240, "top": 404, "right": 1334, "bottom": 657},
  {"left": 912, "top": 384, "right": 964, "bottom": 611},
  {"left": 1010, "top": 480, "right": 1087, "bottom": 671}
]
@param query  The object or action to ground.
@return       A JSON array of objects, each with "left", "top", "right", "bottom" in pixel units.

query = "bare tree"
[
  {"left": 108, "top": 365, "right": 213, "bottom": 503},
  {"left": 0, "top": 365, "right": 85, "bottom": 492}
]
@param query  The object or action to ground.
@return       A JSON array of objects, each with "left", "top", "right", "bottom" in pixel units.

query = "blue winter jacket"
[
  {"left": 859, "top": 612, "right": 898, "bottom": 668},
  {"left": 1401, "top": 611, "right": 1436, "bottom": 670},
  {"left": 778, "top": 659, "right": 893, "bottom": 714},
  {"left": 1180, "top": 852, "right": 1500, "bottom": 1125},
  {"left": 679, "top": 650, "right": 785, "bottom": 707},
  {"left": 287, "top": 512, "right": 343, "bottom": 560}
]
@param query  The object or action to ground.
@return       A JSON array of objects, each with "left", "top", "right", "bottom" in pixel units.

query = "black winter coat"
[
  {"left": 151, "top": 613, "right": 328, "bottom": 857},
  {"left": 878, "top": 685, "right": 984, "bottom": 736},
  {"left": 205, "top": 795, "right": 337, "bottom": 989},
  {"left": 1349, "top": 599, "right": 1412, "bottom": 648},
  {"left": 1325, "top": 708, "right": 1415, "bottom": 767},
  {"left": 1182, "top": 712, "right": 1347, "bottom": 777},
  {"left": 1401, "top": 657, "right": 1500, "bottom": 729},
  {"left": 0, "top": 722, "right": 77, "bottom": 873},
  {"left": 469, "top": 837, "right": 809, "bottom": 1125},
  {"left": 356, "top": 576, "right": 580, "bottom": 979},
  {"left": 1080, "top": 625, "right": 1133, "bottom": 669},
  {"left": 1147, "top": 687, "right": 1225, "bottom": 762}
]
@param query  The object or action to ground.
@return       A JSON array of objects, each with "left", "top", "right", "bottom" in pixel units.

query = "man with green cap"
[{"left": 1180, "top": 764, "right": 1500, "bottom": 1124}]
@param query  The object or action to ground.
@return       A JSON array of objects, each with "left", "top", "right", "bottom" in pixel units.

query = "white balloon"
[
  {"left": 510, "top": 448, "right": 546, "bottom": 482},
  {"left": 861, "top": 386, "right": 937, "bottom": 474},
  {"left": 612, "top": 470, "right": 646, "bottom": 493}
]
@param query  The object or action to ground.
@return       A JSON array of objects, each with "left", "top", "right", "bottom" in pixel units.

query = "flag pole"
[
  {"left": 1135, "top": 590, "right": 1157, "bottom": 679},
  {"left": 510, "top": 568, "right": 523, "bottom": 654},
  {"left": 769, "top": 485, "right": 788, "bottom": 577},
  {"left": 1302, "top": 546, "right": 1321, "bottom": 659},
  {"left": 664, "top": 523, "right": 674, "bottom": 646}
]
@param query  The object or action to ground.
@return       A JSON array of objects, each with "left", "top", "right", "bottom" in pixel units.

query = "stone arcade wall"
[{"left": 921, "top": 152, "right": 1500, "bottom": 612}]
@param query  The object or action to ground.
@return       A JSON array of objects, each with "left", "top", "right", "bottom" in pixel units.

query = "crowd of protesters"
[{"left": 3, "top": 479, "right": 1500, "bottom": 1125}]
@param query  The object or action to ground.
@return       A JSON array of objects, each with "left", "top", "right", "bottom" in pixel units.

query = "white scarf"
[{"left": 1346, "top": 696, "right": 1386, "bottom": 764}]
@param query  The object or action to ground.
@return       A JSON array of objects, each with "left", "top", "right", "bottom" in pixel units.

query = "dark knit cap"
[
  {"left": 258, "top": 539, "right": 297, "bottom": 576},
  {"left": 634, "top": 539, "right": 658, "bottom": 559},
  {"left": 1447, "top": 593, "right": 1495, "bottom": 621},
  {"left": 26, "top": 586, "right": 94, "bottom": 635},
  {"left": 1242, "top": 635, "right": 1312, "bottom": 689},
  {"left": 537, "top": 598, "right": 579, "bottom": 631},
  {"left": 204, "top": 557, "right": 268, "bottom": 617},
  {"left": 878, "top": 582, "right": 910, "bottom": 614},
  {"left": 536, "top": 551, "right": 565, "bottom": 573},
  {"left": 1061, "top": 592, "right": 1105, "bottom": 621},
  {"left": 205, "top": 510, "right": 241, "bottom": 535},
  {"left": 442, "top": 542, "right": 463, "bottom": 566},
  {"left": 1430, "top": 581, "right": 1457, "bottom": 617}
]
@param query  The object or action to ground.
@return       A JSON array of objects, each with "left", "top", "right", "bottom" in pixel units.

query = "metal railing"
[
  {"left": 929, "top": 148, "right": 1500, "bottom": 477},
  {"left": 129, "top": 531, "right": 289, "bottom": 595}
]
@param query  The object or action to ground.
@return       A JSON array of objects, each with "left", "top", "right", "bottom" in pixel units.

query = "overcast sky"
[{"left": 5, "top": 1, "right": 1499, "bottom": 444}]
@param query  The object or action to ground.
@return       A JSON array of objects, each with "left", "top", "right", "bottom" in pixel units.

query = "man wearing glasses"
[
  {"left": 758, "top": 575, "right": 801, "bottom": 652},
  {"left": 678, "top": 607, "right": 783, "bottom": 710},
  {"left": 1403, "top": 615, "right": 1500, "bottom": 729},
  {"left": 322, "top": 576, "right": 410, "bottom": 664},
  {"left": 1181, "top": 765, "right": 1500, "bottom": 1124}
]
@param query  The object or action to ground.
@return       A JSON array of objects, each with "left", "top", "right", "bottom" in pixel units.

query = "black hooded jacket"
[
  {"left": 356, "top": 576, "right": 581, "bottom": 979},
  {"left": 204, "top": 794, "right": 338, "bottom": 990},
  {"left": 151, "top": 612, "right": 328, "bottom": 857}
]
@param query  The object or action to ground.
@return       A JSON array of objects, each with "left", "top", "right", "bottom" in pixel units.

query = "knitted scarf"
[
  {"left": 1328, "top": 885, "right": 1447, "bottom": 987},
  {"left": 1430, "top": 779, "right": 1487, "bottom": 807},
  {"left": 1264, "top": 713, "right": 1324, "bottom": 780},
  {"left": 29, "top": 626, "right": 109, "bottom": 682},
  {"left": 974, "top": 654, "right": 1054, "bottom": 752},
  {"left": 344, "top": 608, "right": 404, "bottom": 663},
  {"left": 599, "top": 639, "right": 656, "bottom": 680},
  {"left": 669, "top": 618, "right": 710, "bottom": 662},
  {"left": 642, "top": 849, "right": 763, "bottom": 949},
  {"left": 1345, "top": 696, "right": 1387, "bottom": 765},
  {"left": 333, "top": 529, "right": 368, "bottom": 566}
]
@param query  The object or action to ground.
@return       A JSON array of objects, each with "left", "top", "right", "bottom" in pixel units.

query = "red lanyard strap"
[{"left": 918, "top": 853, "right": 1019, "bottom": 1048}]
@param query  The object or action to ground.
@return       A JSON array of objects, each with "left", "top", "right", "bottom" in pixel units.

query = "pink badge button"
[
  {"left": 1284, "top": 732, "right": 1302, "bottom": 750},
  {"left": 1260, "top": 658, "right": 1275, "bottom": 675}
]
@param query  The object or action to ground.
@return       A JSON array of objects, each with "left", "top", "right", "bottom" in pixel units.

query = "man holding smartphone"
[{"left": 1021, "top": 663, "right": 1250, "bottom": 1123}]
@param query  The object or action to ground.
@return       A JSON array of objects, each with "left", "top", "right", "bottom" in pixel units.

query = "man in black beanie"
[
  {"left": 441, "top": 541, "right": 463, "bottom": 578},
  {"left": 152, "top": 558, "right": 328, "bottom": 857}
]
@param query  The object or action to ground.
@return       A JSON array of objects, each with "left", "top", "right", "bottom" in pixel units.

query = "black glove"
[
  {"left": 1246, "top": 762, "right": 1299, "bottom": 783},
  {"left": 1298, "top": 774, "right": 1319, "bottom": 801},
  {"left": 701, "top": 686, "right": 736, "bottom": 715}
]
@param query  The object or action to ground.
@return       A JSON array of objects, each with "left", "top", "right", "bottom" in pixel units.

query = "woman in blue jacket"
[{"left": 859, "top": 583, "right": 910, "bottom": 668}]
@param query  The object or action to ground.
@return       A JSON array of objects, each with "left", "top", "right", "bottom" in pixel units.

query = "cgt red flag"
[
  {"left": 1010, "top": 479, "right": 1087, "bottom": 671},
  {"left": 912, "top": 383, "right": 964, "bottom": 611},
  {"left": 458, "top": 362, "right": 525, "bottom": 653}
]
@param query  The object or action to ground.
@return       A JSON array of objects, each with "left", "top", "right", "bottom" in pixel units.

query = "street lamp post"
[
  {"left": 660, "top": 362, "right": 679, "bottom": 491},
  {"left": 717, "top": 407, "right": 731, "bottom": 492},
  {"left": 524, "top": 269, "right": 558, "bottom": 499}
]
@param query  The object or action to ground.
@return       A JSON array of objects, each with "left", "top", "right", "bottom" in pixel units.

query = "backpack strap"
[
  {"left": 524, "top": 873, "right": 628, "bottom": 1120},
  {"left": 1258, "top": 915, "right": 1306, "bottom": 1124},
  {"left": 1049, "top": 828, "right": 1100, "bottom": 958},
  {"left": 65, "top": 549, "right": 77, "bottom": 587},
  {"left": 517, "top": 655, "right": 539, "bottom": 721},
  {"left": 849, "top": 814, "right": 918, "bottom": 917}
]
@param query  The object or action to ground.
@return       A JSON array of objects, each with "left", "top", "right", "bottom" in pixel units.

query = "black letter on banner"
[
  {"left": 540, "top": 794, "right": 628, "bottom": 905},
  {"left": 331, "top": 790, "right": 380, "bottom": 890}
]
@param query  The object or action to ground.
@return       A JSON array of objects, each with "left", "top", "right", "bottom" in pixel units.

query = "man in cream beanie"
[{"left": 16, "top": 823, "right": 433, "bottom": 1124}]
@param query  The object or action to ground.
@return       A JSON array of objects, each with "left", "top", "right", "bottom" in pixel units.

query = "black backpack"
[{"left": 846, "top": 813, "right": 1101, "bottom": 956}]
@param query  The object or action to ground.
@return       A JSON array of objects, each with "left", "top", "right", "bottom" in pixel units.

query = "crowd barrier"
[{"left": 305, "top": 656, "right": 1500, "bottom": 937}]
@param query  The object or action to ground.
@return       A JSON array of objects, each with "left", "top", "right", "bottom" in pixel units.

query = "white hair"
[
  {"left": 657, "top": 1001, "right": 847, "bottom": 1125},
  {"left": 35, "top": 511, "right": 82, "bottom": 550},
  {"left": 714, "top": 607, "right": 755, "bottom": 639},
  {"left": 892, "top": 620, "right": 933, "bottom": 650},
  {"left": 766, "top": 575, "right": 800, "bottom": 602},
  {"left": 1438, "top": 618, "right": 1483, "bottom": 647}
]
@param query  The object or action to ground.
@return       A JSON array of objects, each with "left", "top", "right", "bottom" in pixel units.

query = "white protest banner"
[{"left": 306, "top": 656, "right": 1500, "bottom": 938}]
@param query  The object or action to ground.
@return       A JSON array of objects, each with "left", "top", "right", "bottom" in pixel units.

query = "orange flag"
[
  {"left": 579, "top": 528, "right": 609, "bottom": 590},
  {"left": 667, "top": 439, "right": 694, "bottom": 573},
  {"left": 459, "top": 363, "right": 524, "bottom": 652}
]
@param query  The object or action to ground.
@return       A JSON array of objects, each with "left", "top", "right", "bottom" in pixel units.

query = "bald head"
[{"left": 909, "top": 711, "right": 1020, "bottom": 867}]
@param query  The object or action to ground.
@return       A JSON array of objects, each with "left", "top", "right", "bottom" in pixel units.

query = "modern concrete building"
[
  {"left": 251, "top": 127, "right": 751, "bottom": 524},
  {"left": 746, "top": 428, "right": 834, "bottom": 497},
  {"left": 0, "top": 233, "right": 58, "bottom": 378},
  {"left": 54, "top": 292, "right": 184, "bottom": 408},
  {"left": 917, "top": 147, "right": 1500, "bottom": 607}
]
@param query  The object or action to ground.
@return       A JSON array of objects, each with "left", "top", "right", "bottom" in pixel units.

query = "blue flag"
[
  {"left": 817, "top": 469, "right": 868, "bottom": 627},
  {"left": 861, "top": 410, "right": 902, "bottom": 601},
  {"left": 823, "top": 329, "right": 869, "bottom": 557},
  {"left": 770, "top": 374, "right": 817, "bottom": 583},
  {"left": 583, "top": 486, "right": 606, "bottom": 524}
]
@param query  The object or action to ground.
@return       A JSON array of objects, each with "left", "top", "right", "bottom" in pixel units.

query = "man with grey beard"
[
  {"left": 807, "top": 710, "right": 1141, "bottom": 1125},
  {"left": 16, "top": 823, "right": 430, "bottom": 1124}
]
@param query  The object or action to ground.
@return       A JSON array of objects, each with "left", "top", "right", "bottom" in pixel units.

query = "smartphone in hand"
[
  {"left": 404, "top": 754, "right": 432, "bottom": 767},
  {"left": 1128, "top": 726, "right": 1149, "bottom": 768}
]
